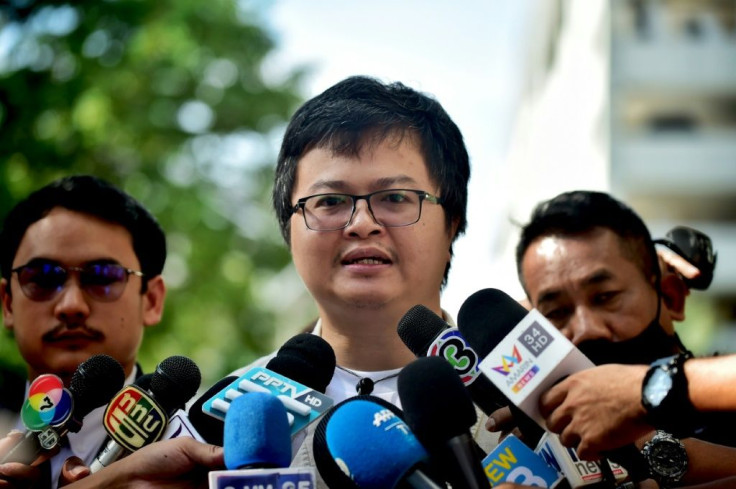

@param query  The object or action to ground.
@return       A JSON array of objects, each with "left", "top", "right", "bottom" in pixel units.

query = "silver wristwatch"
[{"left": 640, "top": 430, "right": 688, "bottom": 488}]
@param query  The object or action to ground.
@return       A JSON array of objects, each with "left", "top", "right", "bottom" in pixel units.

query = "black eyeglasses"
[
  {"left": 654, "top": 226, "right": 717, "bottom": 290},
  {"left": 11, "top": 261, "right": 145, "bottom": 302},
  {"left": 291, "top": 189, "right": 443, "bottom": 232}
]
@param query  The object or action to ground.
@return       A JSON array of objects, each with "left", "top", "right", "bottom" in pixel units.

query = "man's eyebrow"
[{"left": 305, "top": 175, "right": 420, "bottom": 194}]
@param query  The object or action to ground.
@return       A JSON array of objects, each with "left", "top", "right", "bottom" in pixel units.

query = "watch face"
[
  {"left": 649, "top": 442, "right": 688, "bottom": 476},
  {"left": 645, "top": 368, "right": 673, "bottom": 407}
]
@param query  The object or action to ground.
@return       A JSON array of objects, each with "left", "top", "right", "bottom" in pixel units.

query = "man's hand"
[
  {"left": 539, "top": 364, "right": 652, "bottom": 460},
  {"left": 0, "top": 430, "right": 58, "bottom": 489},
  {"left": 66, "top": 437, "right": 224, "bottom": 489}
]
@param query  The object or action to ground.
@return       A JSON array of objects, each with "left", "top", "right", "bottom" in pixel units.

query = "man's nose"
[
  {"left": 53, "top": 281, "right": 91, "bottom": 322},
  {"left": 344, "top": 199, "right": 382, "bottom": 237},
  {"left": 565, "top": 308, "right": 613, "bottom": 345}
]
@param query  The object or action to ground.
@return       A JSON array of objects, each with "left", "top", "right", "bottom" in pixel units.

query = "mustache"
[{"left": 42, "top": 323, "right": 105, "bottom": 342}]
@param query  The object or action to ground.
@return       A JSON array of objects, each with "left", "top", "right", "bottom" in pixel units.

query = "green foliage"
[{"left": 0, "top": 0, "right": 316, "bottom": 386}]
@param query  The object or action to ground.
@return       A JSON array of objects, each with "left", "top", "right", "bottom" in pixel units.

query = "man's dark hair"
[
  {"left": 273, "top": 76, "right": 470, "bottom": 285},
  {"left": 0, "top": 175, "right": 166, "bottom": 293},
  {"left": 516, "top": 190, "right": 657, "bottom": 294}
]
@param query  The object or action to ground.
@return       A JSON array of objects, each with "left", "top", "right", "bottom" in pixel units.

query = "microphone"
[
  {"left": 187, "top": 375, "right": 237, "bottom": 445},
  {"left": 398, "top": 356, "right": 490, "bottom": 489},
  {"left": 314, "top": 396, "right": 443, "bottom": 489},
  {"left": 535, "top": 432, "right": 629, "bottom": 488},
  {"left": 458, "top": 288, "right": 645, "bottom": 484},
  {"left": 483, "top": 434, "right": 563, "bottom": 487},
  {"left": 90, "top": 355, "right": 201, "bottom": 472},
  {"left": 208, "top": 392, "right": 316, "bottom": 488},
  {"left": 398, "top": 304, "right": 510, "bottom": 414},
  {"left": 200, "top": 333, "right": 335, "bottom": 438},
  {"left": 1, "top": 354, "right": 125, "bottom": 465},
  {"left": 400, "top": 304, "right": 545, "bottom": 447}
]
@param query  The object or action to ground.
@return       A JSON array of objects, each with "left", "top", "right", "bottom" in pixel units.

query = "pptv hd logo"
[{"left": 490, "top": 345, "right": 539, "bottom": 394}]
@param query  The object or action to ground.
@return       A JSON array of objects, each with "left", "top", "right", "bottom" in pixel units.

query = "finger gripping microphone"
[
  {"left": 0, "top": 354, "right": 125, "bottom": 465},
  {"left": 398, "top": 304, "right": 507, "bottom": 414},
  {"left": 398, "top": 356, "right": 490, "bottom": 489},
  {"left": 90, "top": 355, "right": 201, "bottom": 472}
]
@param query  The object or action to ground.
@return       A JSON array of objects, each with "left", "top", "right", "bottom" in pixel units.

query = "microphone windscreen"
[
  {"left": 151, "top": 355, "right": 202, "bottom": 414},
  {"left": 398, "top": 356, "right": 477, "bottom": 450},
  {"left": 70, "top": 354, "right": 125, "bottom": 421},
  {"left": 457, "top": 288, "right": 528, "bottom": 356},
  {"left": 133, "top": 373, "right": 153, "bottom": 391},
  {"left": 224, "top": 392, "right": 291, "bottom": 470},
  {"left": 313, "top": 395, "right": 405, "bottom": 489},
  {"left": 266, "top": 333, "right": 336, "bottom": 393},
  {"left": 187, "top": 375, "right": 237, "bottom": 446},
  {"left": 397, "top": 305, "right": 450, "bottom": 355},
  {"left": 322, "top": 397, "right": 428, "bottom": 489}
]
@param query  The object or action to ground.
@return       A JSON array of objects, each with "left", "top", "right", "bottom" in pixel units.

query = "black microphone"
[
  {"left": 188, "top": 375, "right": 237, "bottom": 446},
  {"left": 90, "top": 355, "right": 201, "bottom": 472},
  {"left": 398, "top": 304, "right": 508, "bottom": 415},
  {"left": 398, "top": 356, "right": 490, "bottom": 489},
  {"left": 193, "top": 333, "right": 336, "bottom": 443},
  {"left": 458, "top": 288, "right": 648, "bottom": 484},
  {"left": 265, "top": 333, "right": 336, "bottom": 394},
  {"left": 1, "top": 354, "right": 125, "bottom": 465}
]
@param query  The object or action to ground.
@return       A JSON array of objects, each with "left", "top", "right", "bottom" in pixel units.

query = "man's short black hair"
[
  {"left": 0, "top": 175, "right": 166, "bottom": 292},
  {"left": 272, "top": 76, "right": 470, "bottom": 285},
  {"left": 516, "top": 190, "right": 657, "bottom": 294}
]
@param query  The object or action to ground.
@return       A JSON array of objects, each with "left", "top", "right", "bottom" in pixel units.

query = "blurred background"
[{"left": 1, "top": 0, "right": 734, "bottom": 387}]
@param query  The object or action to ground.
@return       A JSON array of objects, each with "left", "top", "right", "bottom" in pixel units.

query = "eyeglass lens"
[
  {"left": 15, "top": 262, "right": 132, "bottom": 302},
  {"left": 303, "top": 190, "right": 423, "bottom": 230}
]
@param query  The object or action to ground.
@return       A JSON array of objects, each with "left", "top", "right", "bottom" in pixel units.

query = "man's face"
[
  {"left": 1, "top": 208, "right": 165, "bottom": 383},
  {"left": 289, "top": 136, "right": 455, "bottom": 316},
  {"left": 521, "top": 228, "right": 660, "bottom": 345}
]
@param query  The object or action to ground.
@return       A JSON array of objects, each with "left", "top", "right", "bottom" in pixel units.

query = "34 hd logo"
[{"left": 489, "top": 322, "right": 554, "bottom": 394}]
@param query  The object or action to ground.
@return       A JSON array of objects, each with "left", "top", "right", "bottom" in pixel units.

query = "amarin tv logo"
[{"left": 491, "top": 345, "right": 523, "bottom": 376}]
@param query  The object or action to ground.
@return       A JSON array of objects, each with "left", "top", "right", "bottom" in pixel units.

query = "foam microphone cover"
[
  {"left": 313, "top": 395, "right": 407, "bottom": 489},
  {"left": 188, "top": 375, "right": 237, "bottom": 446},
  {"left": 266, "top": 333, "right": 336, "bottom": 393},
  {"left": 318, "top": 397, "right": 431, "bottom": 489},
  {"left": 398, "top": 356, "right": 477, "bottom": 450},
  {"left": 68, "top": 354, "right": 126, "bottom": 432},
  {"left": 457, "top": 288, "right": 528, "bottom": 357},
  {"left": 397, "top": 305, "right": 451, "bottom": 355},
  {"left": 223, "top": 391, "right": 291, "bottom": 470},
  {"left": 150, "top": 355, "right": 202, "bottom": 414}
]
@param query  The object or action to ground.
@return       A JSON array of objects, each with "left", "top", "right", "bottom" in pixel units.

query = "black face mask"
[{"left": 577, "top": 318, "right": 684, "bottom": 366}]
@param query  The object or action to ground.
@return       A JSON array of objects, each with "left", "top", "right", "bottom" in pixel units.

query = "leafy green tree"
[{"left": 0, "top": 0, "right": 315, "bottom": 386}]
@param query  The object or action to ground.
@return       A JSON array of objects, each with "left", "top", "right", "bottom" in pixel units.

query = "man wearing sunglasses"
[{"left": 0, "top": 175, "right": 166, "bottom": 488}]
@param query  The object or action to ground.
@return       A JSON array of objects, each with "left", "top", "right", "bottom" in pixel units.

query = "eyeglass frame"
[
  {"left": 290, "top": 188, "right": 444, "bottom": 232},
  {"left": 10, "top": 261, "right": 145, "bottom": 302}
]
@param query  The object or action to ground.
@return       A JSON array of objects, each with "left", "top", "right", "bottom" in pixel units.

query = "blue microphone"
[
  {"left": 209, "top": 392, "right": 316, "bottom": 488},
  {"left": 224, "top": 392, "right": 291, "bottom": 470},
  {"left": 320, "top": 397, "right": 443, "bottom": 489}
]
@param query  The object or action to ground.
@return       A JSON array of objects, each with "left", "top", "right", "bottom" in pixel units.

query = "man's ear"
[
  {"left": 660, "top": 269, "right": 688, "bottom": 322},
  {"left": 1, "top": 278, "right": 14, "bottom": 331},
  {"left": 142, "top": 275, "right": 166, "bottom": 327}
]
